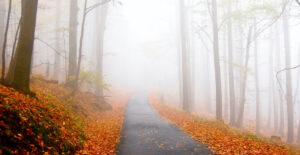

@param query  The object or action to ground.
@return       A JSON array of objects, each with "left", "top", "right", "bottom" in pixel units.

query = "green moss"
[{"left": 247, "top": 134, "right": 259, "bottom": 141}]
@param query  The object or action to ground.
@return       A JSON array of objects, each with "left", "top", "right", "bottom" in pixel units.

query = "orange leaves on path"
[
  {"left": 148, "top": 94, "right": 293, "bottom": 155},
  {"left": 77, "top": 94, "right": 129, "bottom": 155}
]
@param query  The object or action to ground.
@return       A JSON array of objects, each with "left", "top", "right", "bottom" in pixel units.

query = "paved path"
[{"left": 117, "top": 92, "right": 213, "bottom": 155}]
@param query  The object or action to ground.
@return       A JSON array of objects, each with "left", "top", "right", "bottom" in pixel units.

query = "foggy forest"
[{"left": 0, "top": 0, "right": 300, "bottom": 154}]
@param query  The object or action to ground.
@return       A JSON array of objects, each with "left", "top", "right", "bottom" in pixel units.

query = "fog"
[{"left": 1, "top": 0, "right": 300, "bottom": 144}]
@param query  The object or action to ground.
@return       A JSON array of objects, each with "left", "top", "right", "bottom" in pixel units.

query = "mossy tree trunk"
[{"left": 5, "top": 0, "right": 39, "bottom": 94}]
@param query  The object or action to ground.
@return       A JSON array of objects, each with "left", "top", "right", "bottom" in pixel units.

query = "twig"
[
  {"left": 296, "top": 0, "right": 300, "bottom": 6},
  {"left": 32, "top": 62, "right": 54, "bottom": 68},
  {"left": 11, "top": 17, "right": 22, "bottom": 64},
  {"left": 85, "top": 0, "right": 111, "bottom": 15},
  {"left": 276, "top": 64, "right": 300, "bottom": 102},
  {"left": 35, "top": 37, "right": 67, "bottom": 59}
]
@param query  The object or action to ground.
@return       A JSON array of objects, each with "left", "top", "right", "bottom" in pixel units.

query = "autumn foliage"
[
  {"left": 0, "top": 75, "right": 128, "bottom": 154},
  {"left": 149, "top": 93, "right": 299, "bottom": 155},
  {"left": 77, "top": 95, "right": 128, "bottom": 154},
  {"left": 0, "top": 77, "right": 84, "bottom": 154}
]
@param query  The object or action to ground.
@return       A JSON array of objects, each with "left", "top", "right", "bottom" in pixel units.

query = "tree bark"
[
  {"left": 275, "top": 23, "right": 284, "bottom": 137},
  {"left": 1, "top": 0, "right": 12, "bottom": 80},
  {"left": 223, "top": 44, "right": 228, "bottom": 121},
  {"left": 297, "top": 121, "right": 300, "bottom": 144},
  {"left": 236, "top": 28, "right": 252, "bottom": 128},
  {"left": 270, "top": 28, "right": 278, "bottom": 134},
  {"left": 254, "top": 34, "right": 260, "bottom": 135},
  {"left": 227, "top": 0, "right": 236, "bottom": 125},
  {"left": 212, "top": 0, "right": 222, "bottom": 120},
  {"left": 67, "top": 0, "right": 78, "bottom": 87},
  {"left": 95, "top": 4, "right": 108, "bottom": 96},
  {"left": 179, "top": 0, "right": 192, "bottom": 112},
  {"left": 72, "top": 0, "right": 88, "bottom": 95},
  {"left": 282, "top": 11, "right": 294, "bottom": 143},
  {"left": 0, "top": 1, "right": 6, "bottom": 65},
  {"left": 53, "top": 0, "right": 61, "bottom": 80},
  {"left": 5, "top": 0, "right": 39, "bottom": 94}
]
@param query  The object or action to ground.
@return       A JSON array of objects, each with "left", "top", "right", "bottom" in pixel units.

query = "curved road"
[{"left": 117, "top": 92, "right": 213, "bottom": 155}]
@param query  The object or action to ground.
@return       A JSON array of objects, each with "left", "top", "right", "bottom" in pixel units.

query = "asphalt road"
[{"left": 117, "top": 92, "right": 213, "bottom": 155}]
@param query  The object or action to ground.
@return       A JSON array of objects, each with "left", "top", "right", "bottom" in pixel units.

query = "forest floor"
[
  {"left": 1, "top": 75, "right": 300, "bottom": 154},
  {"left": 0, "top": 75, "right": 129, "bottom": 154},
  {"left": 117, "top": 92, "right": 212, "bottom": 155},
  {"left": 149, "top": 93, "right": 300, "bottom": 155}
]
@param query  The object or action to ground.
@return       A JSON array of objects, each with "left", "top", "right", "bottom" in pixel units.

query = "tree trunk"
[
  {"left": 223, "top": 32, "right": 228, "bottom": 120},
  {"left": 254, "top": 34, "right": 260, "bottom": 135},
  {"left": 67, "top": 0, "right": 78, "bottom": 87},
  {"left": 267, "top": 90, "right": 272, "bottom": 128},
  {"left": 275, "top": 23, "right": 284, "bottom": 137},
  {"left": 212, "top": 0, "right": 222, "bottom": 120},
  {"left": 46, "top": 61, "right": 50, "bottom": 78},
  {"left": 227, "top": 0, "right": 236, "bottom": 125},
  {"left": 206, "top": 52, "right": 212, "bottom": 112},
  {"left": 270, "top": 27, "right": 278, "bottom": 134},
  {"left": 297, "top": 121, "right": 300, "bottom": 145},
  {"left": 236, "top": 28, "right": 252, "bottom": 128},
  {"left": 5, "top": 0, "right": 39, "bottom": 94},
  {"left": 1, "top": 0, "right": 12, "bottom": 80},
  {"left": 73, "top": 0, "right": 88, "bottom": 95},
  {"left": 0, "top": 1, "right": 6, "bottom": 65},
  {"left": 6, "top": 18, "right": 22, "bottom": 82},
  {"left": 179, "top": 0, "right": 192, "bottom": 112},
  {"left": 53, "top": 0, "right": 61, "bottom": 80},
  {"left": 11, "top": 18, "right": 21, "bottom": 63},
  {"left": 95, "top": 4, "right": 108, "bottom": 96},
  {"left": 282, "top": 11, "right": 294, "bottom": 143}
]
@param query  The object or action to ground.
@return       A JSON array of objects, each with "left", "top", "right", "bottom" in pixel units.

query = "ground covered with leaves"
[
  {"left": 0, "top": 75, "right": 128, "bottom": 154},
  {"left": 149, "top": 94, "right": 300, "bottom": 155},
  {"left": 76, "top": 96, "right": 127, "bottom": 154}
]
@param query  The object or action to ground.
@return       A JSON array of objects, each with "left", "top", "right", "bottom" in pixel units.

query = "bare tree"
[
  {"left": 53, "top": 0, "right": 61, "bottom": 80},
  {"left": 0, "top": 0, "right": 6, "bottom": 60},
  {"left": 72, "top": 0, "right": 112, "bottom": 95},
  {"left": 212, "top": 0, "right": 222, "bottom": 120},
  {"left": 254, "top": 30, "right": 260, "bottom": 135},
  {"left": 1, "top": 0, "right": 12, "bottom": 81},
  {"left": 179, "top": 0, "right": 192, "bottom": 112},
  {"left": 67, "top": 0, "right": 78, "bottom": 87},
  {"left": 236, "top": 28, "right": 252, "bottom": 128},
  {"left": 274, "top": 23, "right": 285, "bottom": 137},
  {"left": 5, "top": 0, "right": 39, "bottom": 94},
  {"left": 270, "top": 28, "right": 278, "bottom": 134},
  {"left": 282, "top": 10, "right": 294, "bottom": 143},
  {"left": 95, "top": 4, "right": 109, "bottom": 96},
  {"left": 227, "top": 0, "right": 236, "bottom": 125}
]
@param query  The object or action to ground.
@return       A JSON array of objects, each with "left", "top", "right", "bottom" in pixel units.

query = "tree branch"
[
  {"left": 32, "top": 62, "right": 54, "bottom": 69},
  {"left": 85, "top": 0, "right": 111, "bottom": 15},
  {"left": 276, "top": 64, "right": 300, "bottom": 102},
  {"left": 296, "top": 0, "right": 300, "bottom": 6},
  {"left": 35, "top": 37, "right": 67, "bottom": 59}
]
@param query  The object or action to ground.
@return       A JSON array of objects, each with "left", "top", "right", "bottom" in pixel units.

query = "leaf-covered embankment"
[
  {"left": 0, "top": 75, "right": 128, "bottom": 154},
  {"left": 149, "top": 93, "right": 299, "bottom": 154},
  {"left": 0, "top": 77, "right": 84, "bottom": 154}
]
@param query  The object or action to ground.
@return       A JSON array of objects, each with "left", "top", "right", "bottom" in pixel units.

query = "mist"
[{"left": 1, "top": 0, "right": 300, "bottom": 154}]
